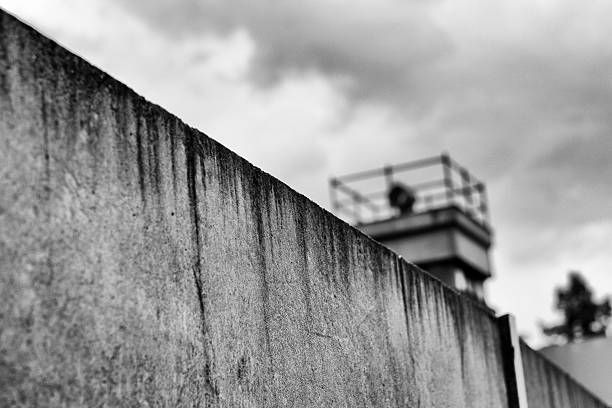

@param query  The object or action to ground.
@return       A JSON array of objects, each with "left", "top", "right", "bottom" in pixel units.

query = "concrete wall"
[
  {"left": 521, "top": 341, "right": 609, "bottom": 408},
  {"left": 0, "top": 10, "right": 511, "bottom": 407}
]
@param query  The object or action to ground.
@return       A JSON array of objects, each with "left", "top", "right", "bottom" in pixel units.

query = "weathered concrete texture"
[
  {"left": 0, "top": 9, "right": 509, "bottom": 407},
  {"left": 521, "top": 341, "right": 609, "bottom": 408}
]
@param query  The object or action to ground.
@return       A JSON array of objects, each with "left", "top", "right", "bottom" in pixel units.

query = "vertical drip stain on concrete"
[
  {"left": 294, "top": 201, "right": 314, "bottom": 331},
  {"left": 134, "top": 111, "right": 147, "bottom": 207},
  {"left": 184, "top": 131, "right": 205, "bottom": 327},
  {"left": 183, "top": 130, "right": 219, "bottom": 404},
  {"left": 40, "top": 88, "right": 50, "bottom": 198},
  {"left": 168, "top": 118, "right": 178, "bottom": 198},
  {"left": 248, "top": 169, "right": 274, "bottom": 370},
  {"left": 148, "top": 116, "right": 162, "bottom": 203},
  {"left": 376, "top": 250, "right": 402, "bottom": 402},
  {"left": 0, "top": 16, "right": 9, "bottom": 108}
]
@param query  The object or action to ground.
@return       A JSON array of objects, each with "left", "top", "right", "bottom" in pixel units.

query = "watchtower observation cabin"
[{"left": 330, "top": 154, "right": 493, "bottom": 303}]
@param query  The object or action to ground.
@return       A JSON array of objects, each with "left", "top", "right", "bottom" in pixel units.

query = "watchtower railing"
[{"left": 329, "top": 153, "right": 490, "bottom": 227}]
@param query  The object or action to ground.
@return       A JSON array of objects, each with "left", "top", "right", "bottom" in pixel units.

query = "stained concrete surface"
[{"left": 0, "top": 9, "right": 511, "bottom": 407}]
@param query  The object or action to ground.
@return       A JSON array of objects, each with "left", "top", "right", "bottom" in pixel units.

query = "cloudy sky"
[{"left": 3, "top": 0, "right": 611, "bottom": 346}]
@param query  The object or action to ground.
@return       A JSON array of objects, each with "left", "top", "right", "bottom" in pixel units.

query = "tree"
[{"left": 543, "top": 272, "right": 611, "bottom": 343}]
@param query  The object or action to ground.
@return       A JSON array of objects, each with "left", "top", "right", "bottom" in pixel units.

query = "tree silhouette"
[{"left": 543, "top": 272, "right": 611, "bottom": 343}]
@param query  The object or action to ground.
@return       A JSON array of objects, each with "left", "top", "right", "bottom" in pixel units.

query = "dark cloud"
[
  {"left": 110, "top": 0, "right": 452, "bottom": 110},
  {"left": 109, "top": 0, "right": 612, "bottom": 150},
  {"left": 111, "top": 0, "right": 612, "bottom": 237},
  {"left": 518, "top": 133, "right": 612, "bottom": 225},
  {"left": 112, "top": 2, "right": 612, "bottom": 103}
]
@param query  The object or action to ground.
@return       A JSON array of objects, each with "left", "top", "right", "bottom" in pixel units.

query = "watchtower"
[{"left": 330, "top": 153, "right": 492, "bottom": 303}]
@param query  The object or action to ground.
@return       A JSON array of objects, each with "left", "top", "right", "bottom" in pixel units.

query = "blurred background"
[{"left": 2, "top": 0, "right": 611, "bottom": 348}]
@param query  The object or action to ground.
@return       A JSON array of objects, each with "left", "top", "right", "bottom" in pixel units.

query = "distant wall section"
[{"left": 521, "top": 341, "right": 608, "bottom": 408}]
